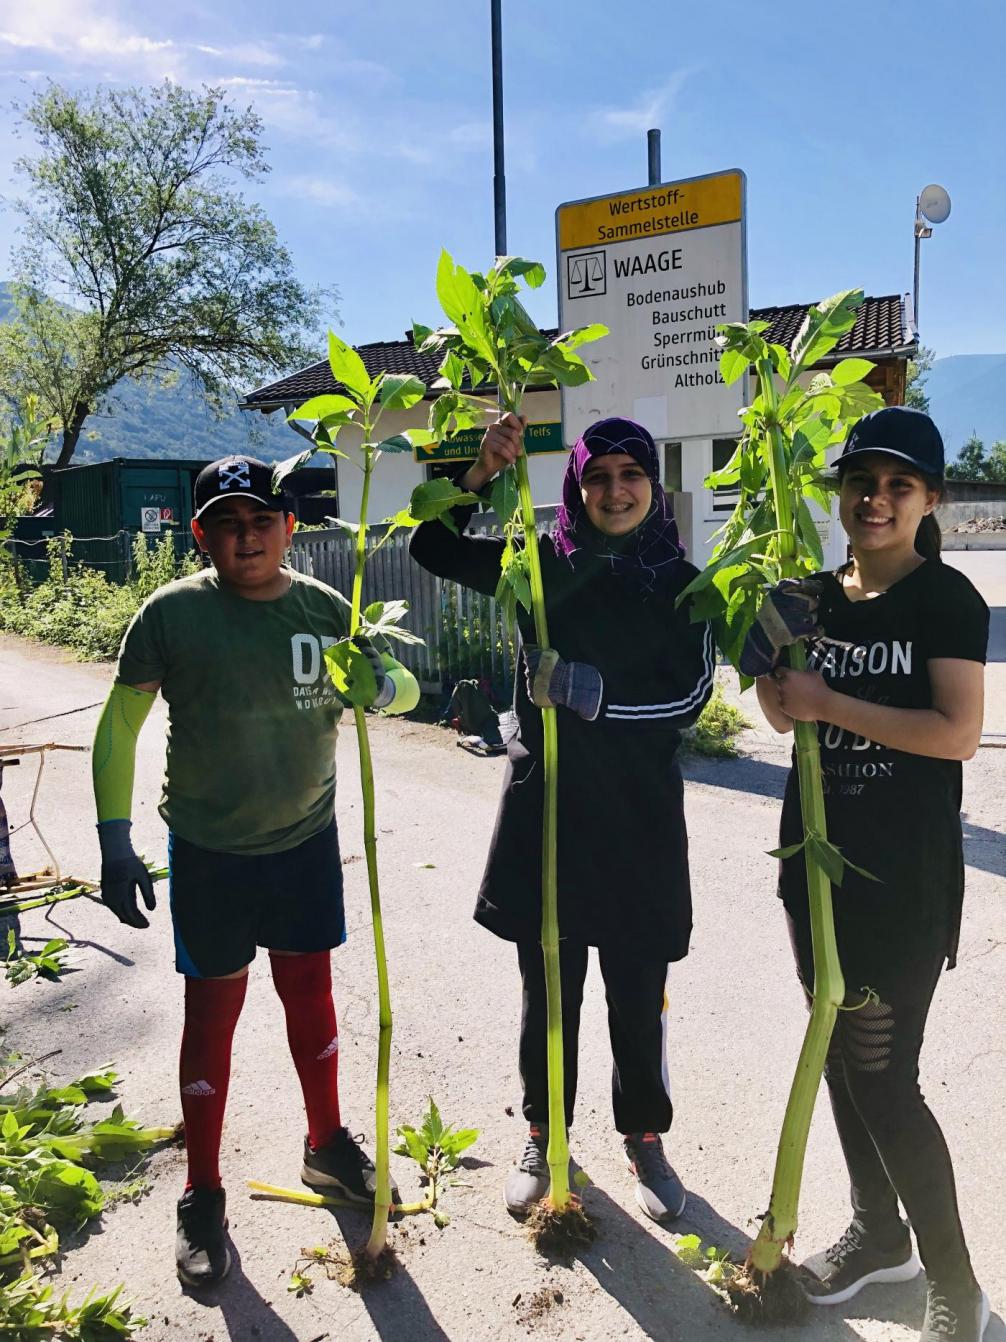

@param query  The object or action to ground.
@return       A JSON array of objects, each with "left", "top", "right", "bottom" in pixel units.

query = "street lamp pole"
[{"left": 491, "top": 0, "right": 506, "bottom": 257}]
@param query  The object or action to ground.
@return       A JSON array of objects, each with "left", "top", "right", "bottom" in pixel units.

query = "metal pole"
[
  {"left": 491, "top": 0, "right": 507, "bottom": 256},
  {"left": 913, "top": 197, "right": 922, "bottom": 327},
  {"left": 647, "top": 128, "right": 661, "bottom": 186}
]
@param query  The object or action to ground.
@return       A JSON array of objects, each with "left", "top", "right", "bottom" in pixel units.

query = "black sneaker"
[
  {"left": 302, "top": 1128, "right": 399, "bottom": 1207},
  {"left": 176, "top": 1186, "right": 230, "bottom": 1287},
  {"left": 623, "top": 1132, "right": 686, "bottom": 1223},
  {"left": 920, "top": 1280, "right": 990, "bottom": 1341},
  {"left": 802, "top": 1221, "right": 920, "bottom": 1305},
  {"left": 504, "top": 1123, "right": 551, "bottom": 1216}
]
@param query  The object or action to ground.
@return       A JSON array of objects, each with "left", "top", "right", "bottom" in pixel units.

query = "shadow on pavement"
[
  {"left": 183, "top": 1239, "right": 302, "bottom": 1341},
  {"left": 682, "top": 754, "right": 790, "bottom": 799},
  {"left": 559, "top": 1183, "right": 871, "bottom": 1342},
  {"left": 962, "top": 817, "right": 1006, "bottom": 879},
  {"left": 315, "top": 1205, "right": 452, "bottom": 1342}
]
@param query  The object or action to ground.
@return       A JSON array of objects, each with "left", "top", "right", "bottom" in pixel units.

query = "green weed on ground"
[
  {"left": 683, "top": 682, "right": 752, "bottom": 758},
  {"left": 0, "top": 533, "right": 200, "bottom": 659}
]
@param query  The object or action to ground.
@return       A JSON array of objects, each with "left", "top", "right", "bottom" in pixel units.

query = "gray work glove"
[
  {"left": 739, "top": 578, "right": 823, "bottom": 678},
  {"left": 97, "top": 820, "right": 156, "bottom": 929},
  {"left": 524, "top": 646, "right": 603, "bottom": 721},
  {"left": 353, "top": 636, "right": 394, "bottom": 709}
]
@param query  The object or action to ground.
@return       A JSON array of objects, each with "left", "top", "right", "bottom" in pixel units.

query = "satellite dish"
[{"left": 918, "top": 184, "right": 951, "bottom": 225}]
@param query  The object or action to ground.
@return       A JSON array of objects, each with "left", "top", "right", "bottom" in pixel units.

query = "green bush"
[
  {"left": 683, "top": 681, "right": 751, "bottom": 758},
  {"left": 0, "top": 533, "right": 199, "bottom": 660}
]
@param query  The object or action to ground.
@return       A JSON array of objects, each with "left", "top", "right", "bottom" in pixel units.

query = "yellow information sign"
[{"left": 557, "top": 170, "right": 743, "bottom": 253}]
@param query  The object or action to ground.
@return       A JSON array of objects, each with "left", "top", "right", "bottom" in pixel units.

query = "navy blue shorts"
[{"left": 168, "top": 819, "right": 346, "bottom": 978}]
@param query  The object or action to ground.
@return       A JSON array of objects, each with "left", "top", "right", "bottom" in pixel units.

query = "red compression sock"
[
  {"left": 179, "top": 974, "right": 248, "bottom": 1191},
  {"left": 270, "top": 951, "right": 342, "bottom": 1148}
]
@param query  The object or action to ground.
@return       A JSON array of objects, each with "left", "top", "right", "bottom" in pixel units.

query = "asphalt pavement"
[{"left": 0, "top": 553, "right": 1002, "bottom": 1342}]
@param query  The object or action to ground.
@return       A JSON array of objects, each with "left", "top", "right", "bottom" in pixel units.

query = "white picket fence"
[{"left": 289, "top": 509, "right": 557, "bottom": 696}]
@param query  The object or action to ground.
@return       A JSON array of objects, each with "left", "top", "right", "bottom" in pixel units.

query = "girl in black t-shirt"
[{"left": 746, "top": 409, "right": 990, "bottom": 1342}]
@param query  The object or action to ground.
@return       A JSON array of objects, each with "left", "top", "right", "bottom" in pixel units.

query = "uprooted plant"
[
  {"left": 274, "top": 337, "right": 473, "bottom": 1271},
  {"left": 678, "top": 290, "right": 883, "bottom": 1320},
  {"left": 414, "top": 252, "right": 605, "bottom": 1245},
  {"left": 0, "top": 1059, "right": 173, "bottom": 1336},
  {"left": 251, "top": 1098, "right": 478, "bottom": 1289}
]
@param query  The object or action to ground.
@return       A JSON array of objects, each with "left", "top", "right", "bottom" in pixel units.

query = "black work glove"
[
  {"left": 524, "top": 646, "right": 604, "bottom": 721},
  {"left": 739, "top": 578, "right": 823, "bottom": 678},
  {"left": 97, "top": 820, "right": 156, "bottom": 929}
]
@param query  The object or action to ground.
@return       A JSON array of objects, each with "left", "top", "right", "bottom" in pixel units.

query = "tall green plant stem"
[
  {"left": 506, "top": 397, "right": 569, "bottom": 1211},
  {"left": 749, "top": 360, "right": 845, "bottom": 1274},
  {"left": 349, "top": 449, "right": 394, "bottom": 1259}
]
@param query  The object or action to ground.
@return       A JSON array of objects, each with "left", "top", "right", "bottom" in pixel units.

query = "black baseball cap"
[
  {"left": 193, "top": 456, "right": 287, "bottom": 520},
  {"left": 835, "top": 407, "right": 945, "bottom": 480}
]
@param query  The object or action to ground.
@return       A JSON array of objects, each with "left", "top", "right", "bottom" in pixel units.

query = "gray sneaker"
[
  {"left": 504, "top": 1123, "right": 551, "bottom": 1216},
  {"left": 623, "top": 1132, "right": 686, "bottom": 1222},
  {"left": 920, "top": 1280, "right": 990, "bottom": 1341}
]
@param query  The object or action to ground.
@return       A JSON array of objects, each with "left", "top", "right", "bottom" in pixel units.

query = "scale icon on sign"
[{"left": 566, "top": 249, "right": 606, "bottom": 299}]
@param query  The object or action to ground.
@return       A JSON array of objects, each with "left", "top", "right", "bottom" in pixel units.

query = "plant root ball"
[
  {"left": 527, "top": 1197, "right": 596, "bottom": 1254},
  {"left": 724, "top": 1260, "right": 809, "bottom": 1326},
  {"left": 335, "top": 1245, "right": 399, "bottom": 1290}
]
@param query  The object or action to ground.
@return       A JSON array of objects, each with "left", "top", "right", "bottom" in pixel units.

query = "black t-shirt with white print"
[{"left": 778, "top": 559, "right": 989, "bottom": 964}]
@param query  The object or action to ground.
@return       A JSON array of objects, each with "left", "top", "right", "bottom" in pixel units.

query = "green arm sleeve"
[
  {"left": 379, "top": 654, "right": 421, "bottom": 716},
  {"left": 92, "top": 683, "right": 157, "bottom": 822}
]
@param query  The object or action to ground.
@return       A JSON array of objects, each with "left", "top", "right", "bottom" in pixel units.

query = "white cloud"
[
  {"left": 194, "top": 41, "right": 284, "bottom": 69},
  {"left": 588, "top": 69, "right": 698, "bottom": 143},
  {"left": 282, "top": 176, "right": 363, "bottom": 211},
  {"left": 449, "top": 121, "right": 492, "bottom": 150}
]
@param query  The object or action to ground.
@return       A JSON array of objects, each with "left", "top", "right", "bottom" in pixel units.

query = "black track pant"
[
  {"left": 516, "top": 939, "right": 672, "bottom": 1135},
  {"left": 787, "top": 911, "right": 977, "bottom": 1289}
]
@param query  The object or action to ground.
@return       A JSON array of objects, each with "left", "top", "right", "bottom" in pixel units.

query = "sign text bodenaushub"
[
  {"left": 412, "top": 421, "right": 564, "bottom": 462},
  {"left": 556, "top": 168, "right": 747, "bottom": 446}
]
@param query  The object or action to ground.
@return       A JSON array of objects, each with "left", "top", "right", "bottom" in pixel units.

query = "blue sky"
[{"left": 1, "top": 0, "right": 1003, "bottom": 369}]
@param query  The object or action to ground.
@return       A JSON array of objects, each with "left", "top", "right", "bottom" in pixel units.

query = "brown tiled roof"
[{"left": 242, "top": 295, "right": 913, "bottom": 411}]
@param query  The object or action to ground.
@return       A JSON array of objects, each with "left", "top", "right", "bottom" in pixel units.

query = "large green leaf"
[
  {"left": 375, "top": 435, "right": 415, "bottom": 454},
  {"left": 327, "top": 332, "right": 371, "bottom": 400},
  {"left": 719, "top": 348, "right": 748, "bottom": 385},
  {"left": 378, "top": 374, "right": 426, "bottom": 410},
  {"left": 288, "top": 394, "right": 358, "bottom": 422},
  {"left": 789, "top": 290, "right": 864, "bottom": 378},
  {"left": 407, "top": 478, "right": 479, "bottom": 522},
  {"left": 324, "top": 641, "right": 378, "bottom": 707},
  {"left": 551, "top": 322, "right": 608, "bottom": 352},
  {"left": 490, "top": 470, "right": 519, "bottom": 525},
  {"left": 492, "top": 255, "right": 546, "bottom": 288},
  {"left": 830, "top": 357, "right": 874, "bottom": 386},
  {"left": 272, "top": 448, "right": 314, "bottom": 490},
  {"left": 435, "top": 251, "right": 497, "bottom": 368}
]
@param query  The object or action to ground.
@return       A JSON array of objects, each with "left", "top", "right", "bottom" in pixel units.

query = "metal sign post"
[{"left": 556, "top": 169, "right": 747, "bottom": 447}]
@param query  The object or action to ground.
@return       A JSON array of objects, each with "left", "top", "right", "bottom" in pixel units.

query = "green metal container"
[{"left": 52, "top": 458, "right": 206, "bottom": 538}]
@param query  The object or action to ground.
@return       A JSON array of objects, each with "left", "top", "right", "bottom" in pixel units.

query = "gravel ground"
[{"left": 0, "top": 553, "right": 1002, "bottom": 1342}]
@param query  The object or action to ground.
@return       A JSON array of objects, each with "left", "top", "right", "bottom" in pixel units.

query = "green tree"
[
  {"left": 1, "top": 82, "right": 324, "bottom": 468},
  {"left": 946, "top": 433, "right": 988, "bottom": 481},
  {"left": 985, "top": 440, "right": 1006, "bottom": 482},
  {"left": 903, "top": 343, "right": 934, "bottom": 414}
]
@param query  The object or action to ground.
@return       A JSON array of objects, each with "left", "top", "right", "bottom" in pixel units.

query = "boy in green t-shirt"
[{"left": 91, "top": 456, "right": 419, "bottom": 1288}]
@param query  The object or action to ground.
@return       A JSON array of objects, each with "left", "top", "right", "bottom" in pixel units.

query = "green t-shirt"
[{"left": 116, "top": 568, "right": 351, "bottom": 855}]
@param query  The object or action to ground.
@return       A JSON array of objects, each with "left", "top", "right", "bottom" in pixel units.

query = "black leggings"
[
  {"left": 787, "top": 911, "right": 976, "bottom": 1288},
  {"left": 516, "top": 939, "right": 673, "bottom": 1135}
]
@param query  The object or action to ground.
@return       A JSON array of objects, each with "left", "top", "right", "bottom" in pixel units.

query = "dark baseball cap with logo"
[
  {"left": 835, "top": 406, "right": 945, "bottom": 480},
  {"left": 193, "top": 455, "right": 288, "bottom": 520}
]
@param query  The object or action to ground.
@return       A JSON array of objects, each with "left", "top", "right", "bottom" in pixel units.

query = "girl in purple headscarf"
[{"left": 410, "top": 413, "right": 714, "bottom": 1225}]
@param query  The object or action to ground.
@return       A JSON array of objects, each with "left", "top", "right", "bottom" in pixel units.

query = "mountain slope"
[
  {"left": 925, "top": 354, "right": 1006, "bottom": 454},
  {"left": 0, "top": 281, "right": 300, "bottom": 465}
]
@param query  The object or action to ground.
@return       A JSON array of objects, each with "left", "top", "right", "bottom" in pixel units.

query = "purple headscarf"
[{"left": 551, "top": 417, "right": 685, "bottom": 591}]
